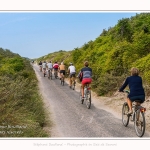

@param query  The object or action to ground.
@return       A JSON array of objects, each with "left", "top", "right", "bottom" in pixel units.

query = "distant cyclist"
[
  {"left": 42, "top": 61, "right": 47, "bottom": 77},
  {"left": 39, "top": 61, "right": 42, "bottom": 72},
  {"left": 119, "top": 67, "right": 145, "bottom": 115},
  {"left": 77, "top": 61, "right": 92, "bottom": 100},
  {"left": 53, "top": 61, "right": 59, "bottom": 78},
  {"left": 47, "top": 61, "right": 53, "bottom": 78},
  {"left": 68, "top": 62, "right": 76, "bottom": 88},
  {"left": 58, "top": 62, "right": 66, "bottom": 80}
]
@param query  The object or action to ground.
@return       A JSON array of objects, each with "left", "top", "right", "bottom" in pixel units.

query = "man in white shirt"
[
  {"left": 68, "top": 62, "right": 76, "bottom": 88},
  {"left": 47, "top": 61, "right": 53, "bottom": 79},
  {"left": 42, "top": 61, "right": 47, "bottom": 77},
  {"left": 47, "top": 61, "right": 53, "bottom": 70}
]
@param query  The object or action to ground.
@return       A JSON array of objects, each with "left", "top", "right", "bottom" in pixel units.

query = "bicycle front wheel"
[
  {"left": 85, "top": 91, "right": 91, "bottom": 109},
  {"left": 122, "top": 102, "right": 130, "bottom": 126},
  {"left": 134, "top": 110, "right": 145, "bottom": 137},
  {"left": 79, "top": 89, "right": 84, "bottom": 104}
]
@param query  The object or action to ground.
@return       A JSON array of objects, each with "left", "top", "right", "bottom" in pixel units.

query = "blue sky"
[{"left": 0, "top": 12, "right": 138, "bottom": 59}]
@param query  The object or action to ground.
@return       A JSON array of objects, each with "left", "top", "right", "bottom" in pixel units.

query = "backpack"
[{"left": 78, "top": 72, "right": 83, "bottom": 82}]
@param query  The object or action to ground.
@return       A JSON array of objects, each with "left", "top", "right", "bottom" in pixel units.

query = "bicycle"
[
  {"left": 122, "top": 90, "right": 146, "bottom": 137},
  {"left": 48, "top": 69, "right": 52, "bottom": 80},
  {"left": 79, "top": 84, "right": 91, "bottom": 109},
  {"left": 39, "top": 65, "right": 42, "bottom": 72},
  {"left": 69, "top": 74, "right": 76, "bottom": 90},
  {"left": 54, "top": 69, "right": 58, "bottom": 79},
  {"left": 60, "top": 74, "right": 65, "bottom": 86},
  {"left": 43, "top": 68, "right": 46, "bottom": 77}
]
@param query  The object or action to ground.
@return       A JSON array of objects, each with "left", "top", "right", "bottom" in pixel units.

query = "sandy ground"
[{"left": 65, "top": 77, "right": 150, "bottom": 134}]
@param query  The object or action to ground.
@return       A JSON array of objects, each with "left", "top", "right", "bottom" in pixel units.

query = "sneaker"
[
  {"left": 127, "top": 110, "right": 133, "bottom": 115},
  {"left": 81, "top": 97, "right": 84, "bottom": 102}
]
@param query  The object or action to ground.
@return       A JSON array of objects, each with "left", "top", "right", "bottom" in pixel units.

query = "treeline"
[
  {"left": 0, "top": 48, "right": 50, "bottom": 137},
  {"left": 36, "top": 13, "right": 150, "bottom": 97}
]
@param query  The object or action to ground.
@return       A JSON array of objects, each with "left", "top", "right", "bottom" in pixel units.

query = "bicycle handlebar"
[{"left": 124, "top": 90, "right": 130, "bottom": 94}]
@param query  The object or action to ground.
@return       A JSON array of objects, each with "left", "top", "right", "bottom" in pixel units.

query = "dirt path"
[{"left": 33, "top": 63, "right": 150, "bottom": 137}]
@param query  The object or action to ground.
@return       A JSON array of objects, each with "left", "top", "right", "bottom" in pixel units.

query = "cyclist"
[
  {"left": 58, "top": 62, "right": 66, "bottom": 81},
  {"left": 53, "top": 61, "right": 59, "bottom": 78},
  {"left": 119, "top": 67, "right": 145, "bottom": 115},
  {"left": 39, "top": 61, "right": 42, "bottom": 72},
  {"left": 47, "top": 61, "right": 53, "bottom": 78},
  {"left": 42, "top": 61, "right": 47, "bottom": 77},
  {"left": 68, "top": 62, "right": 76, "bottom": 88},
  {"left": 77, "top": 61, "right": 92, "bottom": 101}
]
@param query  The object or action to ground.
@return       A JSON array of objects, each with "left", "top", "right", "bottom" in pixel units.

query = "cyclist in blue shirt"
[{"left": 119, "top": 67, "right": 145, "bottom": 115}]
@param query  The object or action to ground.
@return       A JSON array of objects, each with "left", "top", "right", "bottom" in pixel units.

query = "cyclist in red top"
[{"left": 53, "top": 62, "right": 59, "bottom": 78}]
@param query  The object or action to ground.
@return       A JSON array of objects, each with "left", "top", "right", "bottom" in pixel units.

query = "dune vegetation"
[{"left": 0, "top": 48, "right": 50, "bottom": 137}]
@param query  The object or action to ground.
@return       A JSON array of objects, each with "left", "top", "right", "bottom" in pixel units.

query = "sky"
[{"left": 0, "top": 12, "right": 138, "bottom": 59}]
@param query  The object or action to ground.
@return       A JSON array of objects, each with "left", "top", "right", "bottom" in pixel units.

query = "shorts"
[
  {"left": 48, "top": 68, "right": 53, "bottom": 72},
  {"left": 70, "top": 72, "right": 76, "bottom": 78},
  {"left": 60, "top": 70, "right": 65, "bottom": 75},
  {"left": 82, "top": 78, "right": 92, "bottom": 85},
  {"left": 54, "top": 68, "right": 58, "bottom": 71},
  {"left": 128, "top": 95, "right": 145, "bottom": 103}
]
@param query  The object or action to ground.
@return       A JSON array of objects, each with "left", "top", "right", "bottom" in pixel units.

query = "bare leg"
[
  {"left": 127, "top": 98, "right": 132, "bottom": 112},
  {"left": 82, "top": 84, "right": 85, "bottom": 98},
  {"left": 70, "top": 77, "right": 72, "bottom": 86},
  {"left": 72, "top": 76, "right": 75, "bottom": 85}
]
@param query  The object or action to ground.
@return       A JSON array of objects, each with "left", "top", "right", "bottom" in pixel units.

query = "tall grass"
[{"left": 0, "top": 59, "right": 51, "bottom": 137}]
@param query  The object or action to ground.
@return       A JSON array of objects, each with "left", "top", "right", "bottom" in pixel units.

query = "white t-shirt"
[
  {"left": 47, "top": 63, "right": 53, "bottom": 69},
  {"left": 68, "top": 65, "right": 76, "bottom": 73},
  {"left": 42, "top": 62, "right": 47, "bottom": 68}
]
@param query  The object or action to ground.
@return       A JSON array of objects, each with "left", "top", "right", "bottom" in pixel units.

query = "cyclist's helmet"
[{"left": 70, "top": 62, "right": 73, "bottom": 65}]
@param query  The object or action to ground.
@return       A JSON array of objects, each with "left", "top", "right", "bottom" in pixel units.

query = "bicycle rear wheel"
[
  {"left": 72, "top": 80, "right": 75, "bottom": 90},
  {"left": 48, "top": 70, "right": 50, "bottom": 79},
  {"left": 54, "top": 71, "right": 57, "bottom": 79},
  {"left": 85, "top": 90, "right": 91, "bottom": 109},
  {"left": 134, "top": 110, "right": 145, "bottom": 137},
  {"left": 50, "top": 71, "right": 52, "bottom": 80},
  {"left": 122, "top": 102, "right": 130, "bottom": 126},
  {"left": 62, "top": 78, "right": 64, "bottom": 86}
]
